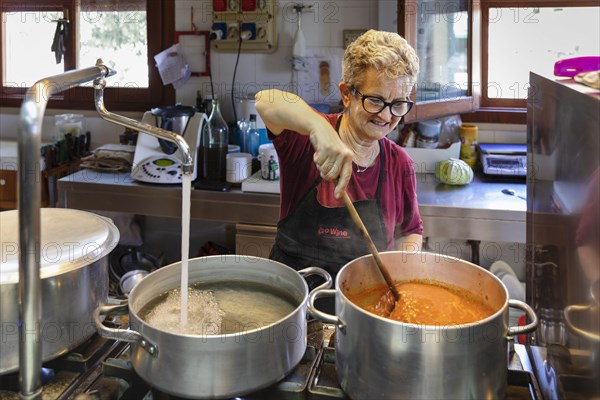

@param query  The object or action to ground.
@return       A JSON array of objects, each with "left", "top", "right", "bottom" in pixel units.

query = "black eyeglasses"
[{"left": 349, "top": 85, "right": 413, "bottom": 118}]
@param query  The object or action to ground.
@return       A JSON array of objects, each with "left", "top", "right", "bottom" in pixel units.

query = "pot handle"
[
  {"left": 93, "top": 304, "right": 158, "bottom": 357},
  {"left": 297, "top": 266, "right": 333, "bottom": 292},
  {"left": 506, "top": 299, "right": 539, "bottom": 337},
  {"left": 564, "top": 303, "right": 600, "bottom": 342},
  {"left": 308, "top": 288, "right": 345, "bottom": 331}
]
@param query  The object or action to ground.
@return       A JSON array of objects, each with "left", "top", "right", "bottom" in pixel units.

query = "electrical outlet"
[
  {"left": 213, "top": 0, "right": 277, "bottom": 52},
  {"left": 343, "top": 30, "right": 367, "bottom": 49}
]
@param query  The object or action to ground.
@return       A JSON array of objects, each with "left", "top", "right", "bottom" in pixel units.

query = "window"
[
  {"left": 398, "top": 0, "right": 480, "bottom": 123},
  {"left": 482, "top": 1, "right": 599, "bottom": 108},
  {"left": 415, "top": 1, "right": 469, "bottom": 103},
  {"left": 0, "top": 0, "right": 174, "bottom": 111},
  {"left": 465, "top": 0, "right": 599, "bottom": 123}
]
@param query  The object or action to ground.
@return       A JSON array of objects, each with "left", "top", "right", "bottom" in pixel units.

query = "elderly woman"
[{"left": 255, "top": 30, "right": 423, "bottom": 279}]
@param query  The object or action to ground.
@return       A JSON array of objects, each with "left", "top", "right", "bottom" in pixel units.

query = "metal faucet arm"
[{"left": 93, "top": 79, "right": 194, "bottom": 175}]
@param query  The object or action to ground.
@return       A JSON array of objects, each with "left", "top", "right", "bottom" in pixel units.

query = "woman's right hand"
[
  {"left": 308, "top": 121, "right": 353, "bottom": 199},
  {"left": 255, "top": 89, "right": 353, "bottom": 198}
]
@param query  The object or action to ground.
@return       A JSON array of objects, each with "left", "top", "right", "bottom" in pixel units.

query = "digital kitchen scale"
[
  {"left": 131, "top": 111, "right": 208, "bottom": 184},
  {"left": 479, "top": 143, "right": 527, "bottom": 178}
]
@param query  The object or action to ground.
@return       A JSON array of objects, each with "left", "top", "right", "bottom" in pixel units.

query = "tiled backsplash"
[{"left": 476, "top": 123, "right": 526, "bottom": 144}]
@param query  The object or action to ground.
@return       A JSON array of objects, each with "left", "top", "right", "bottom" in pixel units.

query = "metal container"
[
  {"left": 94, "top": 255, "right": 331, "bottom": 399},
  {"left": 564, "top": 279, "right": 600, "bottom": 343},
  {"left": 151, "top": 105, "right": 196, "bottom": 155},
  {"left": 0, "top": 208, "right": 119, "bottom": 374},
  {"left": 308, "top": 251, "right": 538, "bottom": 400}
]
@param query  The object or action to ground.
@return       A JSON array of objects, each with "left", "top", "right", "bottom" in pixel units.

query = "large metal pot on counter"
[
  {"left": 94, "top": 255, "right": 331, "bottom": 399},
  {"left": 0, "top": 208, "right": 119, "bottom": 374},
  {"left": 308, "top": 251, "right": 539, "bottom": 400}
]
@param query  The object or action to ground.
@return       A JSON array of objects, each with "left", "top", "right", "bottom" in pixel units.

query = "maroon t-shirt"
[{"left": 270, "top": 113, "right": 423, "bottom": 249}]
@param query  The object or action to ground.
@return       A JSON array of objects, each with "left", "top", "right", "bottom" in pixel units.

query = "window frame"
[
  {"left": 0, "top": 0, "right": 175, "bottom": 111},
  {"left": 399, "top": 0, "right": 482, "bottom": 124}
]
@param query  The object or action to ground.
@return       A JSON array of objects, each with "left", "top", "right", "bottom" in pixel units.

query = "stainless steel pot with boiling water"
[
  {"left": 0, "top": 208, "right": 119, "bottom": 374},
  {"left": 308, "top": 251, "right": 539, "bottom": 400},
  {"left": 94, "top": 255, "right": 331, "bottom": 399}
]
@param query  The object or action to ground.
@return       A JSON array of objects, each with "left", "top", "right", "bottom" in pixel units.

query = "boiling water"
[
  {"left": 139, "top": 282, "right": 298, "bottom": 335},
  {"left": 180, "top": 174, "right": 192, "bottom": 327},
  {"left": 205, "top": 282, "right": 297, "bottom": 334},
  {"left": 140, "top": 287, "right": 224, "bottom": 335}
]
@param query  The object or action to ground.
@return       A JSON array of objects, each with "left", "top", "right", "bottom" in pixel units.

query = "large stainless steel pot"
[
  {"left": 308, "top": 251, "right": 539, "bottom": 400},
  {"left": 0, "top": 208, "right": 119, "bottom": 374},
  {"left": 94, "top": 255, "right": 331, "bottom": 399}
]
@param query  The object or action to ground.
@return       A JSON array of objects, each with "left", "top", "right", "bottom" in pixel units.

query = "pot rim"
[
  {"left": 0, "top": 208, "right": 119, "bottom": 284},
  {"left": 336, "top": 250, "right": 510, "bottom": 329},
  {"left": 129, "top": 255, "right": 310, "bottom": 339}
]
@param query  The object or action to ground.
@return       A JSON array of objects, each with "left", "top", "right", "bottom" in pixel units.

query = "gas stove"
[
  {"left": 0, "top": 318, "right": 549, "bottom": 400},
  {"left": 0, "top": 315, "right": 142, "bottom": 400}
]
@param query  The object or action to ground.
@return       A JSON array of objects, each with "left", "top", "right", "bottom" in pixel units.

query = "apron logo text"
[{"left": 317, "top": 227, "right": 350, "bottom": 238}]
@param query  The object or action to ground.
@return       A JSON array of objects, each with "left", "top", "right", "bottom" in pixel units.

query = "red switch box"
[
  {"left": 242, "top": 0, "right": 256, "bottom": 11},
  {"left": 213, "top": 0, "right": 227, "bottom": 12}
]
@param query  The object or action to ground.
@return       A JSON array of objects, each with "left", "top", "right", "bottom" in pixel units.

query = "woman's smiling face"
[{"left": 342, "top": 68, "right": 414, "bottom": 141}]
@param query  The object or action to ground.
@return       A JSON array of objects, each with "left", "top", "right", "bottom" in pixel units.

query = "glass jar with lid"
[{"left": 416, "top": 119, "right": 441, "bottom": 149}]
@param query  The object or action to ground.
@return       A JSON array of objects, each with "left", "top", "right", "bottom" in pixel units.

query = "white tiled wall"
[
  {"left": 476, "top": 123, "right": 526, "bottom": 144},
  {"left": 175, "top": 0, "right": 379, "bottom": 121},
  {"left": 0, "top": 0, "right": 380, "bottom": 145}
]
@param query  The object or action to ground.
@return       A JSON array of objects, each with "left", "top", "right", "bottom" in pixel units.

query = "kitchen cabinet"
[
  {"left": 235, "top": 223, "right": 277, "bottom": 258},
  {"left": 0, "top": 141, "right": 81, "bottom": 209},
  {"left": 0, "top": 169, "right": 18, "bottom": 210},
  {"left": 0, "top": 164, "right": 81, "bottom": 210},
  {"left": 399, "top": 0, "right": 481, "bottom": 122}
]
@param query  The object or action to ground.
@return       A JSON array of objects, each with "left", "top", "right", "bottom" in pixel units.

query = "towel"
[
  {"left": 51, "top": 21, "right": 68, "bottom": 64},
  {"left": 80, "top": 144, "right": 135, "bottom": 172}
]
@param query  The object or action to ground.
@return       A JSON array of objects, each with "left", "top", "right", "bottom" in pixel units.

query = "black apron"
[{"left": 269, "top": 117, "right": 388, "bottom": 280}]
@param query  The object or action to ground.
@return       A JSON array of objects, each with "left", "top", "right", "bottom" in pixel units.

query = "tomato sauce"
[{"left": 348, "top": 280, "right": 496, "bottom": 325}]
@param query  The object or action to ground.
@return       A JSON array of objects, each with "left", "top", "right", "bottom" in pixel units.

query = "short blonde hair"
[{"left": 342, "top": 30, "right": 419, "bottom": 87}]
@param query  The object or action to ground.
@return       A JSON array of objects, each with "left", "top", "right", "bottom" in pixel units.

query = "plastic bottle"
[
  {"left": 245, "top": 114, "right": 260, "bottom": 158},
  {"left": 203, "top": 98, "right": 229, "bottom": 181},
  {"left": 237, "top": 119, "right": 249, "bottom": 152}
]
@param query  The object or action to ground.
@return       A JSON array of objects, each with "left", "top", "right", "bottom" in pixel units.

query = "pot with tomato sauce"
[{"left": 308, "top": 251, "right": 538, "bottom": 400}]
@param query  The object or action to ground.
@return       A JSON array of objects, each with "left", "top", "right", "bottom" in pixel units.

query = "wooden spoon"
[{"left": 341, "top": 191, "right": 400, "bottom": 313}]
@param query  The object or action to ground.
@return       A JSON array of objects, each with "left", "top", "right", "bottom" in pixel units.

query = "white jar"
[{"left": 416, "top": 119, "right": 441, "bottom": 149}]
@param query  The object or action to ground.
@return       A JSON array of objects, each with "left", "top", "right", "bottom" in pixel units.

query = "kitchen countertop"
[
  {"left": 415, "top": 173, "right": 526, "bottom": 242},
  {"left": 57, "top": 171, "right": 526, "bottom": 242}
]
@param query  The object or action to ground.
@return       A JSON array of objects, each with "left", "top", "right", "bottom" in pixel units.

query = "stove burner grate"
[{"left": 1, "top": 321, "right": 546, "bottom": 400}]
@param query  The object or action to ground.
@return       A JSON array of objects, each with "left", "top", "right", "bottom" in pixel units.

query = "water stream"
[{"left": 180, "top": 174, "right": 192, "bottom": 328}]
